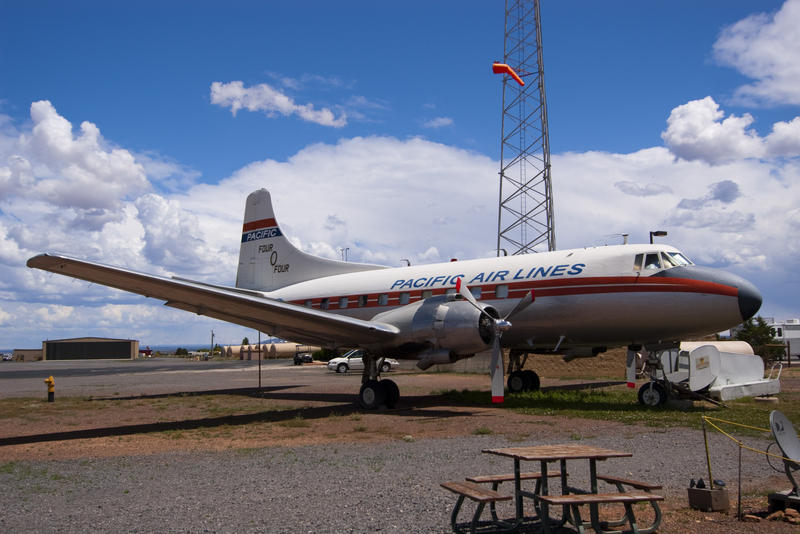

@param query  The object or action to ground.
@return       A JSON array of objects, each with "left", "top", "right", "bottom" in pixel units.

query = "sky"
[{"left": 1, "top": 0, "right": 799, "bottom": 349}]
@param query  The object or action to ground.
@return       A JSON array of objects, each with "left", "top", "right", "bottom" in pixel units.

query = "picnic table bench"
[
  {"left": 537, "top": 491, "right": 664, "bottom": 534},
  {"left": 440, "top": 481, "right": 514, "bottom": 534}
]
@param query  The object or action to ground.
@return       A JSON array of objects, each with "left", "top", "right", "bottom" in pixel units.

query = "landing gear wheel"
[
  {"left": 359, "top": 380, "right": 386, "bottom": 409},
  {"left": 508, "top": 371, "right": 526, "bottom": 394},
  {"left": 523, "top": 370, "right": 540, "bottom": 391},
  {"left": 337, "top": 363, "right": 348, "bottom": 374},
  {"left": 381, "top": 362, "right": 391, "bottom": 373},
  {"left": 638, "top": 382, "right": 668, "bottom": 407},
  {"left": 380, "top": 379, "right": 400, "bottom": 408}
]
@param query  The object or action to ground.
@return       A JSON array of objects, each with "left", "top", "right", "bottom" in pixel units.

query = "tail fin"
[{"left": 236, "top": 189, "right": 385, "bottom": 292}]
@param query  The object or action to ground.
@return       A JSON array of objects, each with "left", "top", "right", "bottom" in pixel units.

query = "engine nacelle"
[{"left": 371, "top": 294, "right": 496, "bottom": 358}]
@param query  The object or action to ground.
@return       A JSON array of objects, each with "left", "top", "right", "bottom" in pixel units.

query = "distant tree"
[
  {"left": 175, "top": 347, "right": 188, "bottom": 356},
  {"left": 312, "top": 348, "right": 337, "bottom": 362},
  {"left": 735, "top": 316, "right": 785, "bottom": 360},
  {"left": 241, "top": 337, "right": 250, "bottom": 346},
  {"left": 213, "top": 343, "right": 223, "bottom": 355}
]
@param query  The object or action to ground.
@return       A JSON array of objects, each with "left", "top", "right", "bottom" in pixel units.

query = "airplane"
[{"left": 27, "top": 188, "right": 762, "bottom": 408}]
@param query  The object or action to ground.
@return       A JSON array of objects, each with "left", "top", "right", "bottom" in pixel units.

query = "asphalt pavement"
[{"left": 0, "top": 357, "right": 335, "bottom": 398}]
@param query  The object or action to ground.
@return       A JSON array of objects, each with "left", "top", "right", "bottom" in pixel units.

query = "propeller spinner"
[{"left": 455, "top": 278, "right": 534, "bottom": 403}]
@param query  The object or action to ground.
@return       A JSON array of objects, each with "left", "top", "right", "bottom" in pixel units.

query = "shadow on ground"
[{"left": 0, "top": 386, "right": 474, "bottom": 447}]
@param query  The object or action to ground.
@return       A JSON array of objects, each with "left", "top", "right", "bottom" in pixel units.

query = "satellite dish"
[{"left": 770, "top": 410, "right": 800, "bottom": 494}]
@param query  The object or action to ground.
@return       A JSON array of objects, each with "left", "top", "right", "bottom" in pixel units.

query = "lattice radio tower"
[{"left": 496, "top": 0, "right": 555, "bottom": 255}]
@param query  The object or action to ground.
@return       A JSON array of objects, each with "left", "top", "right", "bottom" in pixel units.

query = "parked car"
[
  {"left": 1, "top": 353, "right": 12, "bottom": 361},
  {"left": 327, "top": 349, "right": 399, "bottom": 373},
  {"left": 293, "top": 352, "right": 313, "bottom": 365}
]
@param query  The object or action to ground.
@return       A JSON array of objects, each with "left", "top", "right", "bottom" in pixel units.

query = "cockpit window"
[
  {"left": 644, "top": 253, "right": 661, "bottom": 270},
  {"left": 660, "top": 252, "right": 679, "bottom": 268},
  {"left": 665, "top": 251, "right": 693, "bottom": 266},
  {"left": 633, "top": 254, "right": 643, "bottom": 272}
]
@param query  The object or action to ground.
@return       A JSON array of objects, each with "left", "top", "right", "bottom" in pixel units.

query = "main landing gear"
[
  {"left": 358, "top": 354, "right": 400, "bottom": 409},
  {"left": 507, "top": 349, "right": 541, "bottom": 394}
]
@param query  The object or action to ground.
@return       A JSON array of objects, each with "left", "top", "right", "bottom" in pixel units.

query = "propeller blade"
[
  {"left": 455, "top": 277, "right": 483, "bottom": 312},
  {"left": 625, "top": 348, "right": 638, "bottom": 388},
  {"left": 504, "top": 289, "right": 535, "bottom": 321},
  {"left": 490, "top": 338, "right": 505, "bottom": 403}
]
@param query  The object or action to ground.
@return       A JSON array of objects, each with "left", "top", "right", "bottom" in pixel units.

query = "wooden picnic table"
[{"left": 482, "top": 444, "right": 650, "bottom": 533}]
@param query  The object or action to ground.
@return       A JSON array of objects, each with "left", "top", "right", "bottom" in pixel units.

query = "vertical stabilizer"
[{"left": 236, "top": 189, "right": 385, "bottom": 292}]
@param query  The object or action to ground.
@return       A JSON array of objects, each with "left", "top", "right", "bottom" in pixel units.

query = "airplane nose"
[
  {"left": 737, "top": 277, "right": 762, "bottom": 321},
  {"left": 654, "top": 265, "right": 762, "bottom": 321}
]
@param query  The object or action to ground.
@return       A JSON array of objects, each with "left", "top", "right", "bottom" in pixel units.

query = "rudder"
[{"left": 236, "top": 189, "right": 385, "bottom": 292}]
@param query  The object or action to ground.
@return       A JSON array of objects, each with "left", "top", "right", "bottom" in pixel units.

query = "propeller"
[{"left": 455, "top": 278, "right": 534, "bottom": 403}]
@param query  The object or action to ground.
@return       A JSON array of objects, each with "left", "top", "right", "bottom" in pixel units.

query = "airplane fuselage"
[{"left": 266, "top": 244, "right": 758, "bottom": 353}]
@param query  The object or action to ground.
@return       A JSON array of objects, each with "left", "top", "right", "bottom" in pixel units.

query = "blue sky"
[{"left": 1, "top": 1, "right": 799, "bottom": 348}]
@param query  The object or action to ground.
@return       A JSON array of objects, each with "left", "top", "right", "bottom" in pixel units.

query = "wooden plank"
[
  {"left": 483, "top": 444, "right": 632, "bottom": 461},
  {"left": 597, "top": 474, "right": 662, "bottom": 491},
  {"left": 440, "top": 481, "right": 512, "bottom": 503},
  {"left": 466, "top": 471, "right": 561, "bottom": 484},
  {"left": 538, "top": 491, "right": 664, "bottom": 506}
]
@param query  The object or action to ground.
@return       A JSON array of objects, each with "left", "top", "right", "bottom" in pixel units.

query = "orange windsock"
[{"left": 492, "top": 62, "right": 525, "bottom": 86}]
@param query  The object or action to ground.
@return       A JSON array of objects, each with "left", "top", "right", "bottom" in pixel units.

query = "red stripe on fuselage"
[
  {"left": 242, "top": 218, "right": 278, "bottom": 232},
  {"left": 288, "top": 275, "right": 739, "bottom": 310}
]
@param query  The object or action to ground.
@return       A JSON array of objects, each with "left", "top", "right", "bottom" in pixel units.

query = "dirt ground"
[{"left": 2, "top": 349, "right": 799, "bottom": 532}]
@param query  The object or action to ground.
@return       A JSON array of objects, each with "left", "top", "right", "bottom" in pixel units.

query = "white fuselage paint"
[{"left": 264, "top": 244, "right": 742, "bottom": 350}]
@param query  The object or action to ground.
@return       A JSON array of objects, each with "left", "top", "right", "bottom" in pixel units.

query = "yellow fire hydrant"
[{"left": 44, "top": 375, "right": 55, "bottom": 402}]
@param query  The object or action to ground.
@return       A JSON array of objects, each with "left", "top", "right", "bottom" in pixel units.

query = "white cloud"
[
  {"left": 210, "top": 81, "right": 347, "bottom": 127},
  {"left": 661, "top": 97, "right": 764, "bottom": 163},
  {"left": 24, "top": 101, "right": 149, "bottom": 210},
  {"left": 614, "top": 181, "right": 672, "bottom": 197},
  {"left": 3, "top": 99, "right": 800, "bottom": 348},
  {"left": 134, "top": 194, "right": 214, "bottom": 271},
  {"left": 714, "top": 0, "right": 800, "bottom": 106},
  {"left": 661, "top": 96, "right": 800, "bottom": 164},
  {"left": 423, "top": 117, "right": 454, "bottom": 128}
]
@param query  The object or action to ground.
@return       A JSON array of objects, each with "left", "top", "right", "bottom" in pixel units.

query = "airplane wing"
[{"left": 26, "top": 253, "right": 399, "bottom": 348}]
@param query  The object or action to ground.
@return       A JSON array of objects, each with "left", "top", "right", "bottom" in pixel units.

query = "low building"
[
  {"left": 766, "top": 318, "right": 800, "bottom": 357},
  {"left": 12, "top": 348, "right": 43, "bottom": 362},
  {"left": 41, "top": 337, "right": 139, "bottom": 360}
]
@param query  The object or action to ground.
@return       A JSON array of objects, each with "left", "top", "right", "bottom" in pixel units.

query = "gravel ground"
[{"left": 0, "top": 427, "right": 785, "bottom": 533}]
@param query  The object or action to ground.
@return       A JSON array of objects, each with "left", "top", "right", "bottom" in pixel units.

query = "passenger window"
[
  {"left": 304, "top": 299, "right": 312, "bottom": 308},
  {"left": 633, "top": 254, "right": 643, "bottom": 272},
  {"left": 320, "top": 298, "right": 329, "bottom": 310},
  {"left": 399, "top": 292, "right": 410, "bottom": 305},
  {"left": 644, "top": 253, "right": 661, "bottom": 270},
  {"left": 358, "top": 295, "right": 368, "bottom": 307},
  {"left": 496, "top": 285, "right": 509, "bottom": 298},
  {"left": 470, "top": 287, "right": 482, "bottom": 299},
  {"left": 378, "top": 294, "right": 388, "bottom": 306},
  {"left": 421, "top": 290, "right": 433, "bottom": 299},
  {"left": 339, "top": 297, "right": 348, "bottom": 309}
]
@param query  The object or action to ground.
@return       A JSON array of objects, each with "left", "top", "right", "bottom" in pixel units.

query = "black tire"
[
  {"left": 507, "top": 371, "right": 526, "bottom": 394},
  {"left": 359, "top": 380, "right": 386, "bottom": 409},
  {"left": 381, "top": 362, "right": 391, "bottom": 373},
  {"left": 380, "top": 379, "right": 400, "bottom": 408},
  {"left": 337, "top": 363, "right": 348, "bottom": 374},
  {"left": 523, "top": 370, "right": 540, "bottom": 391},
  {"left": 638, "top": 382, "right": 668, "bottom": 407}
]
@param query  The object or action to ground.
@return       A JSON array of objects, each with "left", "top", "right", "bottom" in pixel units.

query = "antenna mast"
[{"left": 496, "top": 0, "right": 555, "bottom": 255}]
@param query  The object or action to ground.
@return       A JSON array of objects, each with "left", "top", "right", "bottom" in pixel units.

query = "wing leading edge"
[{"left": 26, "top": 253, "right": 399, "bottom": 348}]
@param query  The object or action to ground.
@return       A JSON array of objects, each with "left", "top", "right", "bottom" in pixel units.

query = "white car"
[{"left": 327, "top": 349, "right": 399, "bottom": 374}]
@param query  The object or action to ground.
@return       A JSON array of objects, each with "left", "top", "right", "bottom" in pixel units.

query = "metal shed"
[{"left": 42, "top": 337, "right": 138, "bottom": 360}]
